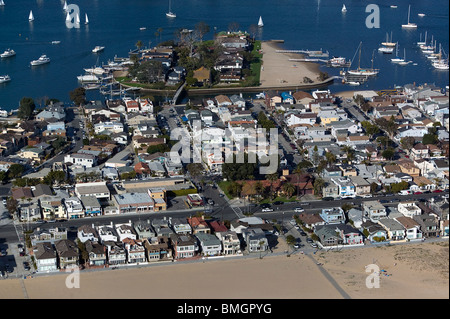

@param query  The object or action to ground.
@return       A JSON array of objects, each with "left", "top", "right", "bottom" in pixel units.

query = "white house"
[
  {"left": 64, "top": 197, "right": 84, "bottom": 220},
  {"left": 395, "top": 216, "right": 422, "bottom": 240},
  {"left": 94, "top": 121, "right": 124, "bottom": 134},
  {"left": 64, "top": 153, "right": 97, "bottom": 168},
  {"left": 285, "top": 113, "right": 317, "bottom": 127},
  {"left": 331, "top": 176, "right": 356, "bottom": 198},
  {"left": 195, "top": 233, "right": 222, "bottom": 257},
  {"left": 397, "top": 201, "right": 422, "bottom": 218},
  {"left": 362, "top": 201, "right": 387, "bottom": 221},
  {"left": 115, "top": 222, "right": 137, "bottom": 242}
]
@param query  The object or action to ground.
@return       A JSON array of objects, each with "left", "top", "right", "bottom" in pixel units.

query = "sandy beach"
[
  {"left": 0, "top": 241, "right": 447, "bottom": 299},
  {"left": 259, "top": 41, "right": 323, "bottom": 88}
]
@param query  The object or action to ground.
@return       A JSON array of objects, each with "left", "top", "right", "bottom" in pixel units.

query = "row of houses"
[
  {"left": 297, "top": 197, "right": 448, "bottom": 247},
  {"left": 31, "top": 216, "right": 275, "bottom": 272}
]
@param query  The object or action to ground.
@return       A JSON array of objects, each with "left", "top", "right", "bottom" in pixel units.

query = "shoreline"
[{"left": 0, "top": 241, "right": 447, "bottom": 299}]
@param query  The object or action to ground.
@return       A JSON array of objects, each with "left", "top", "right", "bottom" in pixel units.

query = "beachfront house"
[
  {"left": 361, "top": 220, "right": 388, "bottom": 243},
  {"left": 319, "top": 207, "right": 346, "bottom": 224},
  {"left": 144, "top": 236, "right": 172, "bottom": 262},
  {"left": 123, "top": 238, "right": 146, "bottom": 264},
  {"left": 85, "top": 240, "right": 107, "bottom": 267},
  {"left": 215, "top": 231, "right": 241, "bottom": 256},
  {"left": 104, "top": 241, "right": 127, "bottom": 266},
  {"left": 54, "top": 239, "right": 79, "bottom": 270},
  {"left": 362, "top": 201, "right": 387, "bottom": 221},
  {"left": 195, "top": 233, "right": 222, "bottom": 257},
  {"left": 242, "top": 228, "right": 268, "bottom": 254},
  {"left": 395, "top": 216, "right": 422, "bottom": 240},
  {"left": 377, "top": 218, "right": 406, "bottom": 241},
  {"left": 33, "top": 242, "right": 58, "bottom": 273},
  {"left": 77, "top": 224, "right": 99, "bottom": 243},
  {"left": 169, "top": 234, "right": 197, "bottom": 259}
]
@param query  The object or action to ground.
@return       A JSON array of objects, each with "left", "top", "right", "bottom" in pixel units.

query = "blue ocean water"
[{"left": 0, "top": 0, "right": 448, "bottom": 110}]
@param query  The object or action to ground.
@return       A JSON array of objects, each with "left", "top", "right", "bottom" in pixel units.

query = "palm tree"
[
  {"left": 282, "top": 182, "right": 296, "bottom": 199},
  {"left": 135, "top": 40, "right": 143, "bottom": 51},
  {"left": 266, "top": 173, "right": 279, "bottom": 200},
  {"left": 254, "top": 181, "right": 264, "bottom": 203}
]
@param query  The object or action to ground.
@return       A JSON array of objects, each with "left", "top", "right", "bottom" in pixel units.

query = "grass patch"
[
  {"left": 259, "top": 196, "right": 298, "bottom": 205},
  {"left": 217, "top": 181, "right": 233, "bottom": 199}
]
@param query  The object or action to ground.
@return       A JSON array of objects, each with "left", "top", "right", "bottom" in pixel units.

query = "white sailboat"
[
  {"left": 433, "top": 45, "right": 449, "bottom": 70},
  {"left": 417, "top": 31, "right": 427, "bottom": 47},
  {"left": 397, "top": 49, "right": 411, "bottom": 66},
  {"left": 347, "top": 42, "right": 379, "bottom": 76},
  {"left": 29, "top": 10, "right": 34, "bottom": 22},
  {"left": 341, "top": 4, "right": 347, "bottom": 13},
  {"left": 166, "top": 0, "right": 176, "bottom": 18},
  {"left": 63, "top": 1, "right": 68, "bottom": 12},
  {"left": 85, "top": 13, "right": 89, "bottom": 25},
  {"left": 402, "top": 5, "right": 417, "bottom": 28},
  {"left": 75, "top": 12, "right": 80, "bottom": 25},
  {"left": 258, "top": 16, "right": 264, "bottom": 27},
  {"left": 391, "top": 44, "right": 405, "bottom": 63},
  {"left": 0, "top": 0, "right": 5, "bottom": 7},
  {"left": 65, "top": 10, "right": 71, "bottom": 22}
]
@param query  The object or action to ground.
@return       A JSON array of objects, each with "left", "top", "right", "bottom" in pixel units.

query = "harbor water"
[{"left": 0, "top": 0, "right": 448, "bottom": 110}]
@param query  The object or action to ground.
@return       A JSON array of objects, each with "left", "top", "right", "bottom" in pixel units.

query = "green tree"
[
  {"left": 8, "top": 164, "right": 24, "bottom": 179},
  {"left": 286, "top": 235, "right": 296, "bottom": 247},
  {"left": 422, "top": 133, "right": 438, "bottom": 145},
  {"left": 313, "top": 178, "right": 325, "bottom": 197},
  {"left": 381, "top": 148, "right": 395, "bottom": 160},
  {"left": 18, "top": 97, "right": 36, "bottom": 120},
  {"left": 69, "top": 87, "right": 87, "bottom": 106},
  {"left": 282, "top": 182, "right": 296, "bottom": 198},
  {"left": 194, "top": 21, "right": 210, "bottom": 42}
]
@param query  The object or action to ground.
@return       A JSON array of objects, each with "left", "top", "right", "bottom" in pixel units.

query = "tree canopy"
[{"left": 18, "top": 97, "right": 36, "bottom": 120}]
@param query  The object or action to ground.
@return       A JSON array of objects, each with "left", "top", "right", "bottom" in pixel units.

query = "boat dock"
[
  {"left": 289, "top": 58, "right": 329, "bottom": 63},
  {"left": 276, "top": 49, "right": 329, "bottom": 58}
]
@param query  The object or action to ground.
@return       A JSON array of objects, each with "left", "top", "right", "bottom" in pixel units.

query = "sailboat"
[
  {"left": 166, "top": 0, "right": 176, "bottom": 18},
  {"left": 417, "top": 31, "right": 427, "bottom": 47},
  {"left": 63, "top": 1, "right": 68, "bottom": 12},
  {"left": 341, "top": 4, "right": 347, "bottom": 13},
  {"left": 347, "top": 42, "right": 379, "bottom": 76},
  {"left": 0, "top": 0, "right": 5, "bottom": 7},
  {"left": 85, "top": 13, "right": 89, "bottom": 25},
  {"left": 378, "top": 32, "right": 395, "bottom": 54},
  {"left": 75, "top": 12, "right": 80, "bottom": 25},
  {"left": 258, "top": 16, "right": 264, "bottom": 27},
  {"left": 29, "top": 10, "right": 34, "bottom": 22},
  {"left": 381, "top": 32, "right": 396, "bottom": 47},
  {"left": 402, "top": 5, "right": 417, "bottom": 28},
  {"left": 432, "top": 45, "right": 449, "bottom": 70},
  {"left": 397, "top": 49, "right": 411, "bottom": 66},
  {"left": 65, "top": 10, "right": 71, "bottom": 22},
  {"left": 391, "top": 44, "right": 405, "bottom": 63}
]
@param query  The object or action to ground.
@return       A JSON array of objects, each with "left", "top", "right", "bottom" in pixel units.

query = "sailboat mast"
[
  {"left": 358, "top": 42, "right": 362, "bottom": 70},
  {"left": 407, "top": 5, "right": 410, "bottom": 23}
]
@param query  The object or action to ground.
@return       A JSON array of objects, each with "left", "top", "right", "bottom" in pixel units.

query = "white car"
[
  {"left": 294, "top": 207, "right": 304, "bottom": 213},
  {"left": 361, "top": 194, "right": 373, "bottom": 198},
  {"left": 262, "top": 208, "right": 274, "bottom": 212}
]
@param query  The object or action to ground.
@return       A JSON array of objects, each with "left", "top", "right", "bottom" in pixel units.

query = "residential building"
[
  {"left": 30, "top": 227, "right": 68, "bottom": 246},
  {"left": 194, "top": 233, "right": 222, "bottom": 256},
  {"left": 133, "top": 219, "right": 156, "bottom": 240},
  {"left": 144, "top": 236, "right": 172, "bottom": 261},
  {"left": 33, "top": 242, "right": 58, "bottom": 272},
  {"left": 81, "top": 196, "right": 102, "bottom": 217},
  {"left": 362, "top": 201, "right": 387, "bottom": 221},
  {"left": 104, "top": 241, "right": 127, "bottom": 266},
  {"left": 63, "top": 197, "right": 84, "bottom": 220},
  {"left": 398, "top": 201, "right": 422, "bottom": 218},
  {"left": 215, "top": 231, "right": 241, "bottom": 256},
  {"left": 296, "top": 213, "right": 325, "bottom": 230},
  {"left": 64, "top": 153, "right": 97, "bottom": 168},
  {"left": 77, "top": 224, "right": 99, "bottom": 243},
  {"left": 314, "top": 225, "right": 342, "bottom": 246},
  {"left": 187, "top": 215, "right": 211, "bottom": 234},
  {"left": 320, "top": 207, "right": 346, "bottom": 224},
  {"left": 75, "top": 181, "right": 110, "bottom": 199},
  {"left": 115, "top": 222, "right": 137, "bottom": 241},
  {"left": 331, "top": 176, "right": 356, "bottom": 198},
  {"left": 123, "top": 238, "right": 146, "bottom": 264},
  {"left": 377, "top": 218, "right": 406, "bottom": 241},
  {"left": 169, "top": 234, "right": 197, "bottom": 259},
  {"left": 361, "top": 220, "right": 388, "bottom": 243},
  {"left": 54, "top": 239, "right": 79, "bottom": 269},
  {"left": 40, "top": 196, "right": 65, "bottom": 221},
  {"left": 395, "top": 216, "right": 422, "bottom": 240},
  {"left": 413, "top": 214, "right": 440, "bottom": 237},
  {"left": 169, "top": 217, "right": 192, "bottom": 235},
  {"left": 241, "top": 228, "right": 268, "bottom": 254},
  {"left": 349, "top": 176, "right": 371, "bottom": 195},
  {"left": 85, "top": 240, "right": 107, "bottom": 267},
  {"left": 96, "top": 222, "right": 118, "bottom": 243}
]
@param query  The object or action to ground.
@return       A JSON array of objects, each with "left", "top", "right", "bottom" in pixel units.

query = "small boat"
[
  {"left": 0, "top": 75, "right": 11, "bottom": 83},
  {"left": 418, "top": 13, "right": 426, "bottom": 17},
  {"left": 84, "top": 67, "right": 106, "bottom": 75},
  {"left": 391, "top": 44, "right": 405, "bottom": 63},
  {"left": 85, "top": 13, "right": 89, "bottom": 25},
  {"left": 29, "top": 10, "right": 34, "bottom": 22},
  {"left": 0, "top": 0, "right": 5, "bottom": 7},
  {"left": 92, "top": 46, "right": 105, "bottom": 53},
  {"left": 342, "top": 4, "right": 347, "bottom": 13},
  {"left": 30, "top": 55, "right": 50, "bottom": 66},
  {"left": 346, "top": 81, "right": 360, "bottom": 86},
  {"left": 166, "top": 0, "right": 176, "bottom": 18},
  {"left": 82, "top": 83, "right": 100, "bottom": 90},
  {"left": 402, "top": 5, "right": 417, "bottom": 28},
  {"left": 51, "top": 41, "right": 61, "bottom": 45},
  {"left": 77, "top": 74, "right": 99, "bottom": 83},
  {"left": 258, "top": 16, "right": 264, "bottom": 27},
  {"left": 1, "top": 49, "right": 16, "bottom": 58},
  {"left": 381, "top": 32, "right": 396, "bottom": 47},
  {"left": 390, "top": 5, "right": 397, "bottom": 9},
  {"left": 397, "top": 49, "right": 411, "bottom": 66},
  {"left": 139, "top": 27, "right": 147, "bottom": 31},
  {"left": 378, "top": 46, "right": 394, "bottom": 54}
]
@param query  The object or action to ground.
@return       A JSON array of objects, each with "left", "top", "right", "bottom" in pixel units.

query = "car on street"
[
  {"left": 299, "top": 231, "right": 307, "bottom": 236},
  {"left": 322, "top": 197, "right": 334, "bottom": 201},
  {"left": 294, "top": 244, "right": 301, "bottom": 249},
  {"left": 310, "top": 242, "right": 318, "bottom": 248},
  {"left": 294, "top": 207, "right": 304, "bottom": 213},
  {"left": 273, "top": 201, "right": 284, "bottom": 205},
  {"left": 433, "top": 189, "right": 443, "bottom": 193},
  {"left": 208, "top": 199, "right": 214, "bottom": 206},
  {"left": 299, "top": 202, "right": 310, "bottom": 206},
  {"left": 262, "top": 207, "right": 274, "bottom": 212},
  {"left": 219, "top": 193, "right": 225, "bottom": 197},
  {"left": 306, "top": 238, "right": 313, "bottom": 243}
]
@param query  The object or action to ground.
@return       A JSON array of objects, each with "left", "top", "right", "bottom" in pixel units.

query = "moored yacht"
[
  {"left": 0, "top": 75, "right": 11, "bottom": 83},
  {"left": 30, "top": 55, "right": 50, "bottom": 66},
  {"left": 92, "top": 46, "right": 105, "bottom": 53},
  {"left": 1, "top": 49, "right": 16, "bottom": 58}
]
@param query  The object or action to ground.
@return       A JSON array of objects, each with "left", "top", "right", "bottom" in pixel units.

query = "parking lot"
[{"left": 0, "top": 242, "right": 34, "bottom": 279}]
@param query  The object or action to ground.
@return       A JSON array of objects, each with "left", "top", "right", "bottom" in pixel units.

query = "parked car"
[
  {"left": 310, "top": 242, "right": 318, "bottom": 248},
  {"left": 262, "top": 207, "right": 274, "bottom": 212},
  {"left": 433, "top": 189, "right": 443, "bottom": 193},
  {"left": 294, "top": 207, "right": 304, "bottom": 213},
  {"left": 294, "top": 244, "right": 301, "bottom": 249},
  {"left": 306, "top": 238, "right": 313, "bottom": 243},
  {"left": 299, "top": 231, "right": 307, "bottom": 236},
  {"left": 322, "top": 197, "right": 334, "bottom": 201},
  {"left": 299, "top": 202, "right": 310, "bottom": 206}
]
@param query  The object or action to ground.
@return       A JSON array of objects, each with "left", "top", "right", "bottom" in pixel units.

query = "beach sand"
[
  {"left": 1, "top": 242, "right": 447, "bottom": 299},
  {"left": 259, "top": 41, "right": 322, "bottom": 88}
]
